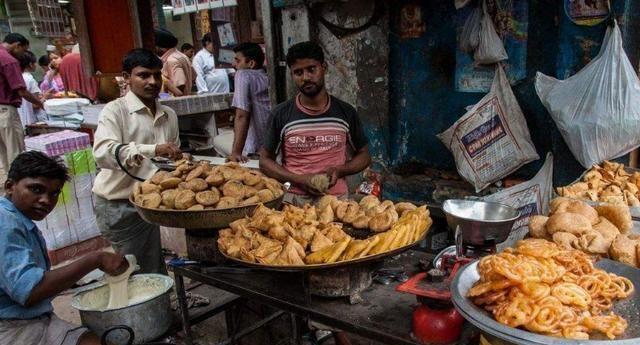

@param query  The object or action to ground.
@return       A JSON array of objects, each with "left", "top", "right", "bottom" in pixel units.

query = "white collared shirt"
[
  {"left": 192, "top": 49, "right": 230, "bottom": 94},
  {"left": 92, "top": 91, "right": 180, "bottom": 200}
]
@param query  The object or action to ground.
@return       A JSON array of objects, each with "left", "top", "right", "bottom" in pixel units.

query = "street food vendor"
[
  {"left": 93, "top": 49, "right": 182, "bottom": 274},
  {"left": 259, "top": 41, "right": 371, "bottom": 206},
  {"left": 0, "top": 151, "right": 128, "bottom": 345}
]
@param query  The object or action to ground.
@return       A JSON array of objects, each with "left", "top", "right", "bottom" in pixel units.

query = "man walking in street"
[
  {"left": 259, "top": 41, "right": 371, "bottom": 206},
  {"left": 0, "top": 33, "right": 43, "bottom": 182},
  {"left": 213, "top": 42, "right": 270, "bottom": 162},
  {"left": 93, "top": 49, "right": 182, "bottom": 274}
]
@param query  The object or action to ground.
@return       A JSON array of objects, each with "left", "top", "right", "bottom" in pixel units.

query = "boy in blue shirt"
[{"left": 0, "top": 151, "right": 128, "bottom": 345}]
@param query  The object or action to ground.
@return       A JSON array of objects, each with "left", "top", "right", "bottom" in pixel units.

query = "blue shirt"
[{"left": 0, "top": 197, "right": 52, "bottom": 319}]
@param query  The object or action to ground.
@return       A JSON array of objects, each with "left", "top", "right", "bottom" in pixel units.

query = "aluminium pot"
[{"left": 71, "top": 274, "right": 174, "bottom": 345}]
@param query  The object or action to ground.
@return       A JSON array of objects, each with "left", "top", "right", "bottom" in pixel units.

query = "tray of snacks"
[
  {"left": 217, "top": 196, "right": 433, "bottom": 271},
  {"left": 527, "top": 197, "right": 640, "bottom": 269},
  {"left": 556, "top": 160, "right": 640, "bottom": 219},
  {"left": 131, "top": 161, "right": 285, "bottom": 229},
  {"left": 452, "top": 238, "right": 639, "bottom": 344}
]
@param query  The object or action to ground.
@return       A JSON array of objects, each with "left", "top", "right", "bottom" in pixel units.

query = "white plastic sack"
[
  {"left": 438, "top": 65, "right": 539, "bottom": 192},
  {"left": 483, "top": 153, "right": 553, "bottom": 252},
  {"left": 535, "top": 22, "right": 640, "bottom": 168},
  {"left": 459, "top": 5, "right": 482, "bottom": 54},
  {"left": 473, "top": 0, "right": 508, "bottom": 64}
]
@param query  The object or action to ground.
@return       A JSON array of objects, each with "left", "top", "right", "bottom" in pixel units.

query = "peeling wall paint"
[{"left": 314, "top": 0, "right": 390, "bottom": 163}]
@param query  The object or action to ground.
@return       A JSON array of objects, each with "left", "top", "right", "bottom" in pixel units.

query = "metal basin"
[
  {"left": 71, "top": 274, "right": 174, "bottom": 344},
  {"left": 442, "top": 199, "right": 519, "bottom": 246}
]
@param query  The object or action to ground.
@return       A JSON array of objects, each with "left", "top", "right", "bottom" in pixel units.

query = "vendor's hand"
[
  {"left": 298, "top": 174, "right": 324, "bottom": 196},
  {"left": 156, "top": 143, "right": 182, "bottom": 161},
  {"left": 227, "top": 152, "right": 249, "bottom": 163},
  {"left": 97, "top": 252, "right": 129, "bottom": 276},
  {"left": 325, "top": 166, "right": 343, "bottom": 188}
]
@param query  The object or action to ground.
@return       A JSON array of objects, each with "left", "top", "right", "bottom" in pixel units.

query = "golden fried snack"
[
  {"left": 469, "top": 238, "right": 632, "bottom": 340},
  {"left": 244, "top": 186, "right": 258, "bottom": 198},
  {"left": 545, "top": 213, "right": 592, "bottom": 236},
  {"left": 317, "top": 194, "right": 339, "bottom": 211},
  {"left": 624, "top": 190, "right": 640, "bottom": 207},
  {"left": 139, "top": 193, "right": 162, "bottom": 208},
  {"left": 310, "top": 231, "right": 333, "bottom": 252},
  {"left": 394, "top": 202, "right": 417, "bottom": 216},
  {"left": 185, "top": 165, "right": 205, "bottom": 182},
  {"left": 595, "top": 204, "right": 632, "bottom": 233},
  {"left": 185, "top": 178, "right": 209, "bottom": 192},
  {"left": 205, "top": 171, "right": 225, "bottom": 187},
  {"left": 140, "top": 181, "right": 161, "bottom": 194},
  {"left": 216, "top": 196, "right": 238, "bottom": 209},
  {"left": 335, "top": 201, "right": 358, "bottom": 221},
  {"left": 150, "top": 171, "right": 170, "bottom": 185},
  {"left": 574, "top": 231, "right": 609, "bottom": 255},
  {"left": 592, "top": 217, "right": 620, "bottom": 244},
  {"left": 174, "top": 190, "right": 196, "bottom": 210},
  {"left": 352, "top": 213, "right": 371, "bottom": 229},
  {"left": 359, "top": 195, "right": 380, "bottom": 210},
  {"left": 195, "top": 190, "right": 220, "bottom": 206},
  {"left": 609, "top": 234, "right": 638, "bottom": 267},
  {"left": 160, "top": 177, "right": 182, "bottom": 190},
  {"left": 550, "top": 198, "right": 599, "bottom": 225},
  {"left": 341, "top": 239, "right": 371, "bottom": 260},
  {"left": 240, "top": 195, "right": 261, "bottom": 206},
  {"left": 242, "top": 171, "right": 262, "bottom": 186},
  {"left": 256, "top": 189, "right": 275, "bottom": 202},
  {"left": 274, "top": 237, "right": 305, "bottom": 265},
  {"left": 222, "top": 180, "right": 246, "bottom": 198},
  {"left": 161, "top": 189, "right": 179, "bottom": 209},
  {"left": 310, "top": 174, "right": 330, "bottom": 193},
  {"left": 305, "top": 237, "right": 350, "bottom": 264},
  {"left": 368, "top": 210, "right": 395, "bottom": 232},
  {"left": 187, "top": 204, "right": 205, "bottom": 211},
  {"left": 318, "top": 205, "right": 334, "bottom": 224},
  {"left": 528, "top": 215, "right": 549, "bottom": 239},
  {"left": 552, "top": 232, "right": 578, "bottom": 250}
]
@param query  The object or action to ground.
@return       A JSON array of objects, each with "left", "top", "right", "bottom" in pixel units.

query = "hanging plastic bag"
[
  {"left": 438, "top": 65, "right": 539, "bottom": 192},
  {"left": 535, "top": 21, "right": 640, "bottom": 168},
  {"left": 473, "top": 0, "right": 508, "bottom": 64},
  {"left": 483, "top": 153, "right": 553, "bottom": 251},
  {"left": 455, "top": 0, "right": 472, "bottom": 9},
  {"left": 459, "top": 5, "right": 482, "bottom": 54}
]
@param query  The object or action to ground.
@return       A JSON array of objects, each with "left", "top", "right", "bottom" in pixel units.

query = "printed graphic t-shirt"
[{"left": 264, "top": 95, "right": 368, "bottom": 196}]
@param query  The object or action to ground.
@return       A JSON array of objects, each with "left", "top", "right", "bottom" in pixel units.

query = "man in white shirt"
[
  {"left": 92, "top": 49, "right": 182, "bottom": 274},
  {"left": 192, "top": 33, "right": 230, "bottom": 94}
]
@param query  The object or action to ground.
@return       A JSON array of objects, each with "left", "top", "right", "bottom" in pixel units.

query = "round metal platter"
[
  {"left": 451, "top": 259, "right": 640, "bottom": 345},
  {"left": 219, "top": 232, "right": 428, "bottom": 272},
  {"left": 130, "top": 194, "right": 284, "bottom": 229}
]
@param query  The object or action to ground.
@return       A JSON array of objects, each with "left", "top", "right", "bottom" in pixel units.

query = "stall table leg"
[{"left": 174, "top": 273, "right": 193, "bottom": 345}]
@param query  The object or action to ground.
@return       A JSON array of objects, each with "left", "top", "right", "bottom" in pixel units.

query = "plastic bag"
[
  {"left": 535, "top": 22, "right": 640, "bottom": 168},
  {"left": 473, "top": 0, "right": 508, "bottom": 64},
  {"left": 455, "top": 0, "right": 472, "bottom": 9},
  {"left": 459, "top": 5, "right": 482, "bottom": 54},
  {"left": 438, "top": 65, "right": 539, "bottom": 192},
  {"left": 483, "top": 153, "right": 553, "bottom": 252}
]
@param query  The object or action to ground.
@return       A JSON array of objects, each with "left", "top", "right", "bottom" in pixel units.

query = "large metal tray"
[
  {"left": 130, "top": 194, "right": 284, "bottom": 229},
  {"left": 220, "top": 229, "right": 429, "bottom": 272},
  {"left": 451, "top": 259, "right": 640, "bottom": 345}
]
